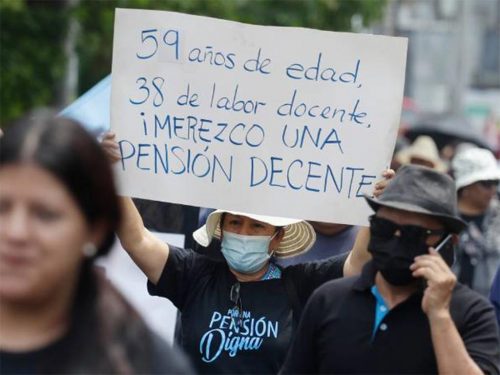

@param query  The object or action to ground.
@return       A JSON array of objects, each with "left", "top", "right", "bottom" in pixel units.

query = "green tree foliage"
[
  {"left": 0, "top": 0, "right": 385, "bottom": 124},
  {"left": 0, "top": 0, "right": 67, "bottom": 123}
]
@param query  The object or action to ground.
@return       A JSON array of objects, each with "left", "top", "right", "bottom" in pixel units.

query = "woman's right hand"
[{"left": 101, "top": 132, "right": 121, "bottom": 164}]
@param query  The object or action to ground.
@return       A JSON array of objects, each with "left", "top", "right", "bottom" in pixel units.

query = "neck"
[
  {"left": 231, "top": 262, "right": 270, "bottom": 282},
  {"left": 374, "top": 272, "right": 418, "bottom": 309},
  {"left": 0, "top": 276, "right": 79, "bottom": 352},
  {"left": 458, "top": 199, "right": 485, "bottom": 216}
]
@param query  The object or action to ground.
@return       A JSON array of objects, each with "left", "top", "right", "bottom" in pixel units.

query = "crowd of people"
[{"left": 0, "top": 111, "right": 499, "bottom": 374}]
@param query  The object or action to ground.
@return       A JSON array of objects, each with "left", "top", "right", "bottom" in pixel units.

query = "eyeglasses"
[
  {"left": 230, "top": 282, "right": 243, "bottom": 327},
  {"left": 369, "top": 215, "right": 446, "bottom": 243},
  {"left": 478, "top": 180, "right": 499, "bottom": 189}
]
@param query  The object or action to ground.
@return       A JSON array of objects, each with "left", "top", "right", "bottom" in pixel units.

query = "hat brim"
[
  {"left": 364, "top": 195, "right": 467, "bottom": 234},
  {"left": 395, "top": 149, "right": 447, "bottom": 173},
  {"left": 455, "top": 170, "right": 500, "bottom": 190},
  {"left": 192, "top": 209, "right": 316, "bottom": 258}
]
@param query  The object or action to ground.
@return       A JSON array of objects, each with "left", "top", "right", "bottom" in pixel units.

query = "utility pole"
[
  {"left": 60, "top": 0, "right": 81, "bottom": 107},
  {"left": 451, "top": 0, "right": 469, "bottom": 115}
]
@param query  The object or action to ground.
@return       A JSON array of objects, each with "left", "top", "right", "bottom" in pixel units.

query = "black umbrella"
[{"left": 406, "top": 113, "right": 492, "bottom": 151}]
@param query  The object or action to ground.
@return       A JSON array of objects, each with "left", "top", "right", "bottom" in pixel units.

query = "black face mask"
[
  {"left": 368, "top": 235, "right": 427, "bottom": 286},
  {"left": 368, "top": 216, "right": 448, "bottom": 286}
]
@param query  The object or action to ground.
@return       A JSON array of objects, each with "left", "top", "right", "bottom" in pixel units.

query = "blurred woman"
[{"left": 0, "top": 112, "right": 192, "bottom": 374}]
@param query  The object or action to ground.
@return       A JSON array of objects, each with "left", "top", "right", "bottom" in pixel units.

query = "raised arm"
[
  {"left": 102, "top": 133, "right": 169, "bottom": 284},
  {"left": 343, "top": 169, "right": 395, "bottom": 276},
  {"left": 343, "top": 226, "right": 371, "bottom": 277}
]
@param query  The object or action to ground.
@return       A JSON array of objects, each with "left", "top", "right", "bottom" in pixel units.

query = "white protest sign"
[{"left": 111, "top": 8, "right": 407, "bottom": 226}]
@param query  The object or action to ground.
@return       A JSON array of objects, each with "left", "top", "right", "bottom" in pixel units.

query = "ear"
[{"left": 88, "top": 220, "right": 108, "bottom": 249}]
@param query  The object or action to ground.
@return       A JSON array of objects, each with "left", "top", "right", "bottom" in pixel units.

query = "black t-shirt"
[
  {"left": 148, "top": 246, "right": 346, "bottom": 374},
  {"left": 0, "top": 335, "right": 68, "bottom": 374},
  {"left": 0, "top": 328, "right": 193, "bottom": 374},
  {"left": 281, "top": 261, "right": 500, "bottom": 375}
]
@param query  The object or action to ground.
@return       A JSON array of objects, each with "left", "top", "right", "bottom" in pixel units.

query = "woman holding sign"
[{"left": 102, "top": 132, "right": 393, "bottom": 374}]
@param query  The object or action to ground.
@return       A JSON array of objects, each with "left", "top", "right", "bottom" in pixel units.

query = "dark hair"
[{"left": 0, "top": 109, "right": 120, "bottom": 256}]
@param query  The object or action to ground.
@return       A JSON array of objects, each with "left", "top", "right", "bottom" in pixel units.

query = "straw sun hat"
[
  {"left": 395, "top": 136, "right": 447, "bottom": 172},
  {"left": 192, "top": 209, "right": 316, "bottom": 258}
]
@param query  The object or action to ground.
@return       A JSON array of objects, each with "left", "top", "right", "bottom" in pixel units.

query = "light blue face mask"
[{"left": 221, "top": 231, "right": 276, "bottom": 274}]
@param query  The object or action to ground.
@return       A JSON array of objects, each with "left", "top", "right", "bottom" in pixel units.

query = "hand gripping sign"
[{"left": 111, "top": 8, "right": 407, "bottom": 226}]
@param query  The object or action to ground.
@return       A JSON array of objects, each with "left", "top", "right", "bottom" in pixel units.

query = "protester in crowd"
[
  {"left": 491, "top": 266, "right": 500, "bottom": 329},
  {"left": 451, "top": 147, "right": 500, "bottom": 296},
  {"left": 101, "top": 132, "right": 393, "bottom": 374},
  {"left": 281, "top": 165, "right": 500, "bottom": 375},
  {"left": 0, "top": 112, "right": 193, "bottom": 374},
  {"left": 184, "top": 211, "right": 359, "bottom": 341},
  {"left": 276, "top": 222, "right": 359, "bottom": 267},
  {"left": 395, "top": 135, "right": 447, "bottom": 172}
]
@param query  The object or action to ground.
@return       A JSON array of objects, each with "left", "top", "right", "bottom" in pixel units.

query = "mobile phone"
[
  {"left": 418, "top": 233, "right": 455, "bottom": 296},
  {"left": 434, "top": 234, "right": 453, "bottom": 253}
]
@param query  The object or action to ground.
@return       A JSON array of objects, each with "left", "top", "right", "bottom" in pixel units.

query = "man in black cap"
[{"left": 281, "top": 165, "right": 500, "bottom": 375}]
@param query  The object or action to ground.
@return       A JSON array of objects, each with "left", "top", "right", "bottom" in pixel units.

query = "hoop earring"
[{"left": 82, "top": 242, "right": 97, "bottom": 258}]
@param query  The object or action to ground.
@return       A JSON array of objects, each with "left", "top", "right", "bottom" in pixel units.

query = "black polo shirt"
[{"left": 281, "top": 261, "right": 500, "bottom": 374}]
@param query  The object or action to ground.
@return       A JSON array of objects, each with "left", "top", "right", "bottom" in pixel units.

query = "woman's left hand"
[{"left": 372, "top": 169, "right": 395, "bottom": 198}]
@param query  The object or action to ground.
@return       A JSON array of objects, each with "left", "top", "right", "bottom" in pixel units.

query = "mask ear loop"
[{"left": 268, "top": 228, "right": 283, "bottom": 257}]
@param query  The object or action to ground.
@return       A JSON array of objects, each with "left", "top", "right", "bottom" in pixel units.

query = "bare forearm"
[
  {"left": 344, "top": 226, "right": 371, "bottom": 277},
  {"left": 429, "top": 312, "right": 483, "bottom": 375},
  {"left": 101, "top": 134, "right": 169, "bottom": 283},
  {"left": 117, "top": 197, "right": 148, "bottom": 248},
  {"left": 117, "top": 196, "right": 169, "bottom": 284}
]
